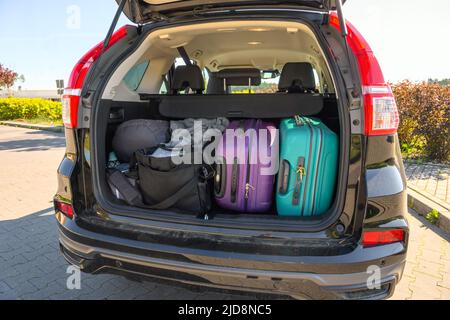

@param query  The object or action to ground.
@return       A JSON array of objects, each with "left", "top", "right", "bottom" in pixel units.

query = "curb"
[
  {"left": 408, "top": 187, "right": 450, "bottom": 236},
  {"left": 0, "top": 121, "right": 64, "bottom": 133}
]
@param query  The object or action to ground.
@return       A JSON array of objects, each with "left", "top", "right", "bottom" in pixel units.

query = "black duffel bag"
[{"left": 133, "top": 148, "right": 212, "bottom": 214}]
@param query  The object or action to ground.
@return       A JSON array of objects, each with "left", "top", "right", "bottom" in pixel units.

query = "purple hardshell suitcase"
[{"left": 214, "top": 119, "right": 278, "bottom": 213}]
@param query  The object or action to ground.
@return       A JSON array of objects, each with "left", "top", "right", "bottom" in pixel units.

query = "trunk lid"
[{"left": 117, "top": 0, "right": 346, "bottom": 24}]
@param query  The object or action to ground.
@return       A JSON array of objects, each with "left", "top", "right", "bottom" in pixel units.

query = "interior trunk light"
[
  {"left": 248, "top": 28, "right": 271, "bottom": 32},
  {"left": 159, "top": 34, "right": 172, "bottom": 40}
]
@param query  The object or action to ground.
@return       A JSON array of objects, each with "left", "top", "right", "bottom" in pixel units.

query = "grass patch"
[
  {"left": 401, "top": 135, "right": 427, "bottom": 160},
  {"left": 426, "top": 209, "right": 440, "bottom": 225},
  {"left": 11, "top": 118, "right": 64, "bottom": 127}
]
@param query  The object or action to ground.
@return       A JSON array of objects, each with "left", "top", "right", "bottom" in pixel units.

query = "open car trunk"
[
  {"left": 102, "top": 97, "right": 341, "bottom": 212},
  {"left": 91, "top": 16, "right": 350, "bottom": 231}
]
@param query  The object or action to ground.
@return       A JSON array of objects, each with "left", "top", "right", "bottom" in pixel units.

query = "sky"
[{"left": 0, "top": 0, "right": 449, "bottom": 90}]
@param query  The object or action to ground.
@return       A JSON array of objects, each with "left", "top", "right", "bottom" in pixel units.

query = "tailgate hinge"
[
  {"left": 78, "top": 92, "right": 95, "bottom": 128},
  {"left": 149, "top": 12, "right": 169, "bottom": 21},
  {"left": 348, "top": 93, "right": 361, "bottom": 110}
]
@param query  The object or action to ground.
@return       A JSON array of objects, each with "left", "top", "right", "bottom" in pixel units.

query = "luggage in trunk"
[
  {"left": 277, "top": 116, "right": 338, "bottom": 217},
  {"left": 135, "top": 148, "right": 213, "bottom": 214},
  {"left": 108, "top": 148, "right": 214, "bottom": 214},
  {"left": 112, "top": 119, "right": 170, "bottom": 162},
  {"left": 214, "top": 119, "right": 278, "bottom": 213}
]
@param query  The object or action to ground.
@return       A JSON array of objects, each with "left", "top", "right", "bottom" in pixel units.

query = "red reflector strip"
[
  {"left": 55, "top": 201, "right": 74, "bottom": 219},
  {"left": 362, "top": 230, "right": 405, "bottom": 247}
]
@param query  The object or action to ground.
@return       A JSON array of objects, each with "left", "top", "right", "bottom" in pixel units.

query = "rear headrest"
[
  {"left": 217, "top": 68, "right": 261, "bottom": 86},
  {"left": 172, "top": 65, "right": 205, "bottom": 93},
  {"left": 278, "top": 63, "right": 316, "bottom": 93}
]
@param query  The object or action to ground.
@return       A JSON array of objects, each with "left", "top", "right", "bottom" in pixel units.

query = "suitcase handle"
[
  {"left": 294, "top": 115, "right": 304, "bottom": 126},
  {"left": 293, "top": 157, "right": 306, "bottom": 206},
  {"left": 278, "top": 160, "right": 291, "bottom": 195},
  {"left": 230, "top": 157, "right": 239, "bottom": 203},
  {"left": 214, "top": 158, "right": 227, "bottom": 199}
]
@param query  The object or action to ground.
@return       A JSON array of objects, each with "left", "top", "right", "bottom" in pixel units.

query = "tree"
[
  {"left": 428, "top": 78, "right": 450, "bottom": 86},
  {"left": 0, "top": 64, "right": 19, "bottom": 89}
]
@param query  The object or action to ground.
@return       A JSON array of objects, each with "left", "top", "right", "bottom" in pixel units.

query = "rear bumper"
[{"left": 57, "top": 216, "right": 407, "bottom": 300}]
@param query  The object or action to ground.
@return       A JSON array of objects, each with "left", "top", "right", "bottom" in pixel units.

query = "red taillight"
[
  {"left": 363, "top": 86, "right": 400, "bottom": 136},
  {"left": 55, "top": 201, "right": 75, "bottom": 219},
  {"left": 63, "top": 25, "right": 129, "bottom": 128},
  {"left": 329, "top": 13, "right": 400, "bottom": 136},
  {"left": 362, "top": 230, "right": 405, "bottom": 247}
]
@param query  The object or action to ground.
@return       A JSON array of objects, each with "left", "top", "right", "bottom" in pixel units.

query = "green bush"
[
  {"left": 392, "top": 81, "right": 450, "bottom": 162},
  {"left": 0, "top": 97, "right": 62, "bottom": 122}
]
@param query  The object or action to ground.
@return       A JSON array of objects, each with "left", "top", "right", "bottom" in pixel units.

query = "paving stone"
[
  {"left": 439, "top": 287, "right": 450, "bottom": 299},
  {"left": 107, "top": 285, "right": 151, "bottom": 300},
  {"left": 20, "top": 285, "right": 65, "bottom": 301},
  {"left": 405, "top": 161, "right": 450, "bottom": 207},
  {"left": 438, "top": 272, "right": 450, "bottom": 290},
  {"left": 420, "top": 248, "right": 445, "bottom": 263},
  {"left": 411, "top": 272, "right": 442, "bottom": 289},
  {"left": 12, "top": 282, "right": 40, "bottom": 299},
  {"left": 413, "top": 260, "right": 444, "bottom": 279},
  {"left": 402, "top": 261, "right": 418, "bottom": 279},
  {"left": 80, "top": 282, "right": 122, "bottom": 300},
  {"left": 407, "top": 272, "right": 445, "bottom": 299},
  {"left": 108, "top": 275, "right": 143, "bottom": 289},
  {"left": 407, "top": 284, "right": 441, "bottom": 300},
  {"left": 48, "top": 288, "right": 86, "bottom": 300},
  {"left": 390, "top": 285, "right": 412, "bottom": 300},
  {"left": 0, "top": 281, "right": 12, "bottom": 296}
]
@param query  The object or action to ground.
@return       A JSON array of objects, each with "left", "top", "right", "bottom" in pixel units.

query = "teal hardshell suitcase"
[{"left": 276, "top": 116, "right": 339, "bottom": 217}]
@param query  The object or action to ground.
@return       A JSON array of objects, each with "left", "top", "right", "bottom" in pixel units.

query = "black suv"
[{"left": 55, "top": 0, "right": 409, "bottom": 300}]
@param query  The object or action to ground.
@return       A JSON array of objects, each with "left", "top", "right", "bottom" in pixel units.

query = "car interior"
[{"left": 98, "top": 19, "right": 342, "bottom": 220}]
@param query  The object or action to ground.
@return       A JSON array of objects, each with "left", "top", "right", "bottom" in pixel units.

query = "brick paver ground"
[
  {"left": 405, "top": 161, "right": 450, "bottom": 206},
  {"left": 0, "top": 125, "right": 449, "bottom": 300},
  {"left": 390, "top": 210, "right": 450, "bottom": 300}
]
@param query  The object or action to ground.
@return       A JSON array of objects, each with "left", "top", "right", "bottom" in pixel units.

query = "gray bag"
[{"left": 112, "top": 119, "right": 170, "bottom": 162}]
